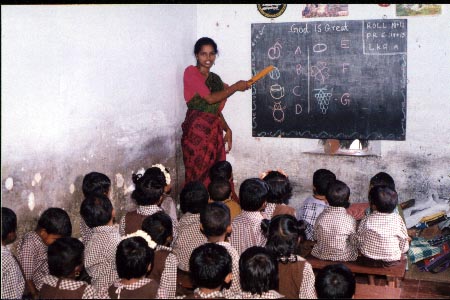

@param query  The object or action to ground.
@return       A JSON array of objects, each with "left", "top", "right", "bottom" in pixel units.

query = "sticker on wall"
[
  {"left": 396, "top": 4, "right": 441, "bottom": 16},
  {"left": 302, "top": 4, "right": 349, "bottom": 18},
  {"left": 257, "top": 4, "right": 287, "bottom": 19}
]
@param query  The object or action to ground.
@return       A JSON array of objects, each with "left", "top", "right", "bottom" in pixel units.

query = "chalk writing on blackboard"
[{"left": 251, "top": 19, "right": 407, "bottom": 140}]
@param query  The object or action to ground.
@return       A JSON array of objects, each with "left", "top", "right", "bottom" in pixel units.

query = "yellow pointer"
[{"left": 247, "top": 65, "right": 275, "bottom": 85}]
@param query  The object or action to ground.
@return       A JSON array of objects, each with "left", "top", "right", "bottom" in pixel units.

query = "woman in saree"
[{"left": 182, "top": 37, "right": 249, "bottom": 187}]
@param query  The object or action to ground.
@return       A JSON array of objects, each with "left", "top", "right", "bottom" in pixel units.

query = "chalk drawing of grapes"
[{"left": 314, "top": 88, "right": 332, "bottom": 114}]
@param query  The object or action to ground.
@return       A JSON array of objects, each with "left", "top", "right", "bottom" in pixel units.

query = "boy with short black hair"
[
  {"left": 80, "top": 194, "right": 120, "bottom": 298},
  {"left": 200, "top": 202, "right": 241, "bottom": 296},
  {"left": 230, "top": 178, "right": 269, "bottom": 255},
  {"left": 238, "top": 246, "right": 282, "bottom": 299},
  {"left": 297, "top": 169, "right": 336, "bottom": 240},
  {"left": 1, "top": 207, "right": 25, "bottom": 300},
  {"left": 357, "top": 186, "right": 410, "bottom": 267},
  {"left": 209, "top": 160, "right": 239, "bottom": 203},
  {"left": 80, "top": 171, "right": 111, "bottom": 246},
  {"left": 172, "top": 181, "right": 209, "bottom": 292},
  {"left": 40, "top": 237, "right": 96, "bottom": 299},
  {"left": 184, "top": 243, "right": 233, "bottom": 299},
  {"left": 312, "top": 180, "right": 358, "bottom": 261},
  {"left": 17, "top": 207, "right": 72, "bottom": 299},
  {"left": 208, "top": 178, "right": 241, "bottom": 221},
  {"left": 315, "top": 264, "right": 356, "bottom": 299}
]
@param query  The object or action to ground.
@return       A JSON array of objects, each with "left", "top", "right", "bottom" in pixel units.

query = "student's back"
[
  {"left": 230, "top": 178, "right": 269, "bottom": 255},
  {"left": 297, "top": 169, "right": 336, "bottom": 240},
  {"left": 357, "top": 186, "right": 409, "bottom": 267},
  {"left": 312, "top": 180, "right": 358, "bottom": 261}
]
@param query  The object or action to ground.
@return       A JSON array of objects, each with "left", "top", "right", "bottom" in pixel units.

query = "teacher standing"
[{"left": 182, "top": 37, "right": 249, "bottom": 186}]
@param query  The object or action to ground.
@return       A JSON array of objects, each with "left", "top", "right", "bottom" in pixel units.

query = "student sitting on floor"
[
  {"left": 200, "top": 202, "right": 241, "bottom": 296},
  {"left": 208, "top": 178, "right": 241, "bottom": 221},
  {"left": 181, "top": 243, "right": 232, "bottom": 299},
  {"left": 208, "top": 160, "right": 239, "bottom": 203},
  {"left": 120, "top": 167, "right": 178, "bottom": 236},
  {"left": 312, "top": 180, "right": 358, "bottom": 261},
  {"left": 172, "top": 181, "right": 209, "bottom": 293},
  {"left": 262, "top": 214, "right": 316, "bottom": 298},
  {"left": 108, "top": 232, "right": 158, "bottom": 299},
  {"left": 80, "top": 172, "right": 111, "bottom": 247},
  {"left": 297, "top": 168, "right": 336, "bottom": 240},
  {"left": 17, "top": 207, "right": 72, "bottom": 299},
  {"left": 261, "top": 170, "right": 296, "bottom": 218},
  {"left": 81, "top": 194, "right": 120, "bottom": 298},
  {"left": 1, "top": 207, "right": 25, "bottom": 300},
  {"left": 357, "top": 185, "right": 410, "bottom": 267},
  {"left": 238, "top": 246, "right": 283, "bottom": 299},
  {"left": 230, "top": 178, "right": 269, "bottom": 255},
  {"left": 142, "top": 212, "right": 178, "bottom": 299},
  {"left": 39, "top": 237, "right": 96, "bottom": 299},
  {"left": 315, "top": 264, "right": 356, "bottom": 299}
]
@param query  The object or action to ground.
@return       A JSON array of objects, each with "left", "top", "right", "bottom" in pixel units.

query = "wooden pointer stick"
[{"left": 247, "top": 65, "right": 275, "bottom": 85}]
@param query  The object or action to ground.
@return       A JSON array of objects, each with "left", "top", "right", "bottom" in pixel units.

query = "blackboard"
[{"left": 251, "top": 19, "right": 407, "bottom": 140}]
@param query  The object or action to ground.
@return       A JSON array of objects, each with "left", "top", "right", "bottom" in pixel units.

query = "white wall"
[
  {"left": 196, "top": 4, "right": 450, "bottom": 206},
  {"left": 1, "top": 4, "right": 196, "bottom": 234}
]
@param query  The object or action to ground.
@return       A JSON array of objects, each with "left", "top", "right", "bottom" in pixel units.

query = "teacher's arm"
[
  {"left": 219, "top": 112, "right": 232, "bottom": 153},
  {"left": 203, "top": 80, "right": 249, "bottom": 104}
]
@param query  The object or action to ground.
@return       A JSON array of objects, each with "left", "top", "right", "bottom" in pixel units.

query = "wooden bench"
[
  {"left": 306, "top": 255, "right": 406, "bottom": 288},
  {"left": 354, "top": 283, "right": 401, "bottom": 299}
]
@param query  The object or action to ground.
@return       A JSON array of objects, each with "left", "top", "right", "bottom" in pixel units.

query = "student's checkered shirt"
[
  {"left": 17, "top": 231, "right": 49, "bottom": 290},
  {"left": 215, "top": 241, "right": 242, "bottom": 296},
  {"left": 357, "top": 211, "right": 409, "bottom": 261},
  {"left": 155, "top": 245, "right": 178, "bottom": 299},
  {"left": 311, "top": 206, "right": 358, "bottom": 261},
  {"left": 238, "top": 290, "right": 284, "bottom": 299},
  {"left": 84, "top": 225, "right": 120, "bottom": 298},
  {"left": 40, "top": 275, "right": 97, "bottom": 299},
  {"left": 297, "top": 196, "right": 328, "bottom": 241},
  {"left": 1, "top": 245, "right": 25, "bottom": 299},
  {"left": 172, "top": 213, "right": 207, "bottom": 271},
  {"left": 230, "top": 211, "right": 268, "bottom": 256}
]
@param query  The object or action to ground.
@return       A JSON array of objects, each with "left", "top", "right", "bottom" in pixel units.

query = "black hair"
[
  {"left": 313, "top": 169, "right": 337, "bottom": 196},
  {"left": 262, "top": 171, "right": 293, "bottom": 204},
  {"left": 200, "top": 202, "right": 231, "bottom": 238},
  {"left": 208, "top": 178, "right": 232, "bottom": 202},
  {"left": 370, "top": 172, "right": 396, "bottom": 191},
  {"left": 189, "top": 243, "right": 232, "bottom": 289},
  {"left": 82, "top": 172, "right": 111, "bottom": 197},
  {"left": 209, "top": 160, "right": 232, "bottom": 181},
  {"left": 2, "top": 207, "right": 17, "bottom": 241},
  {"left": 116, "top": 236, "right": 154, "bottom": 280},
  {"left": 315, "top": 264, "right": 356, "bottom": 299},
  {"left": 141, "top": 212, "right": 173, "bottom": 246},
  {"left": 131, "top": 167, "right": 165, "bottom": 206},
  {"left": 239, "top": 246, "right": 278, "bottom": 295},
  {"left": 369, "top": 185, "right": 398, "bottom": 213},
  {"left": 239, "top": 178, "right": 269, "bottom": 211},
  {"left": 326, "top": 180, "right": 351, "bottom": 208},
  {"left": 48, "top": 237, "right": 84, "bottom": 277},
  {"left": 37, "top": 207, "right": 72, "bottom": 237},
  {"left": 180, "top": 181, "right": 209, "bottom": 214},
  {"left": 194, "top": 37, "right": 219, "bottom": 56},
  {"left": 262, "top": 214, "right": 307, "bottom": 258},
  {"left": 80, "top": 194, "right": 113, "bottom": 228}
]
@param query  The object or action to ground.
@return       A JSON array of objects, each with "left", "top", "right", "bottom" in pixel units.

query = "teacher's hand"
[
  {"left": 224, "top": 128, "right": 232, "bottom": 153},
  {"left": 234, "top": 80, "right": 251, "bottom": 92}
]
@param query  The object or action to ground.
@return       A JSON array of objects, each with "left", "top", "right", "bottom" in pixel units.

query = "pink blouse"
[{"left": 183, "top": 65, "right": 211, "bottom": 102}]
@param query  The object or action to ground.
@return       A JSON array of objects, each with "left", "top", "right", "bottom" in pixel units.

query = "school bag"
[{"left": 416, "top": 236, "right": 450, "bottom": 273}]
